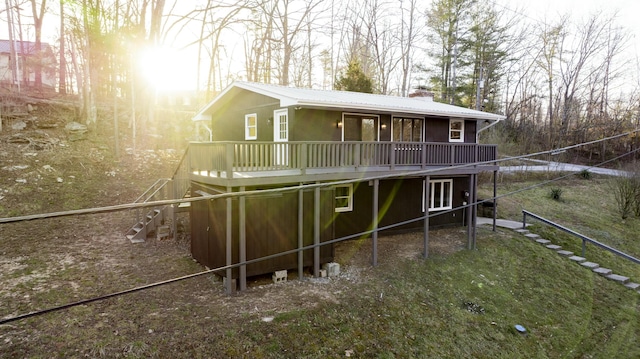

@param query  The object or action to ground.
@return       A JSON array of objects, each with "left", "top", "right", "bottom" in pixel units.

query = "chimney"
[{"left": 409, "top": 89, "right": 434, "bottom": 101}]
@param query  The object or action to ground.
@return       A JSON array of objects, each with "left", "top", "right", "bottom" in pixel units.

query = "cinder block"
[
  {"left": 319, "top": 269, "right": 327, "bottom": 278},
  {"left": 222, "top": 277, "right": 236, "bottom": 294},
  {"left": 156, "top": 225, "right": 171, "bottom": 240},
  {"left": 323, "top": 262, "right": 340, "bottom": 277},
  {"left": 272, "top": 270, "right": 288, "bottom": 283}
]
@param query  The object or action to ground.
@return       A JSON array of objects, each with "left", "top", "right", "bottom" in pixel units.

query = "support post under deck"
[
  {"left": 372, "top": 179, "right": 379, "bottom": 266},
  {"left": 298, "top": 186, "right": 304, "bottom": 280},
  {"left": 313, "top": 185, "right": 320, "bottom": 277},
  {"left": 225, "top": 188, "right": 233, "bottom": 294},
  {"left": 239, "top": 186, "right": 247, "bottom": 291},
  {"left": 423, "top": 176, "right": 430, "bottom": 259}
]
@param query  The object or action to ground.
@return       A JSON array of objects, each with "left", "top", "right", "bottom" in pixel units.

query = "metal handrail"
[{"left": 522, "top": 210, "right": 640, "bottom": 265}]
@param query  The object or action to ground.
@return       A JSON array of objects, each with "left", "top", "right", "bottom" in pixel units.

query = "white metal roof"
[{"left": 194, "top": 81, "right": 505, "bottom": 122}]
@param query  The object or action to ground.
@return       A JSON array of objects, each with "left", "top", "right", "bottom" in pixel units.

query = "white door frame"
[{"left": 273, "top": 108, "right": 289, "bottom": 166}]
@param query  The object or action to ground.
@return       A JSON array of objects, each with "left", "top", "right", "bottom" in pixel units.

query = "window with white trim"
[
  {"left": 245, "top": 113, "right": 257, "bottom": 140},
  {"left": 335, "top": 184, "right": 354, "bottom": 212},
  {"left": 423, "top": 179, "right": 453, "bottom": 212},
  {"left": 449, "top": 119, "right": 464, "bottom": 142}
]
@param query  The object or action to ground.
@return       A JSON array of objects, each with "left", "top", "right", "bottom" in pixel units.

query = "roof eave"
[{"left": 295, "top": 101, "right": 505, "bottom": 121}]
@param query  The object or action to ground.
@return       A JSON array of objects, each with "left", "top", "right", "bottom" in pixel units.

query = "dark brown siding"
[
  {"left": 210, "top": 90, "right": 281, "bottom": 142},
  {"left": 334, "top": 177, "right": 468, "bottom": 240},
  {"left": 189, "top": 183, "right": 334, "bottom": 278},
  {"left": 464, "top": 120, "right": 477, "bottom": 143},
  {"left": 290, "top": 109, "right": 343, "bottom": 141},
  {"left": 425, "top": 117, "right": 449, "bottom": 142}
]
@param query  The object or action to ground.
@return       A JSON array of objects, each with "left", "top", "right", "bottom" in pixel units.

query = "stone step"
[
  {"left": 624, "top": 282, "right": 640, "bottom": 290},
  {"left": 606, "top": 274, "right": 630, "bottom": 284},
  {"left": 546, "top": 244, "right": 562, "bottom": 250},
  {"left": 535, "top": 239, "right": 551, "bottom": 245},
  {"left": 514, "top": 229, "right": 530, "bottom": 234},
  {"left": 557, "top": 250, "right": 574, "bottom": 257},
  {"left": 580, "top": 261, "right": 599, "bottom": 269},
  {"left": 593, "top": 267, "right": 613, "bottom": 276},
  {"left": 568, "top": 255, "right": 586, "bottom": 263},
  {"left": 525, "top": 233, "right": 540, "bottom": 240}
]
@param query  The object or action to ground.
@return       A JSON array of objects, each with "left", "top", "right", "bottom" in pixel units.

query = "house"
[
  {"left": 144, "top": 81, "right": 504, "bottom": 293},
  {"left": 0, "top": 40, "right": 57, "bottom": 89}
]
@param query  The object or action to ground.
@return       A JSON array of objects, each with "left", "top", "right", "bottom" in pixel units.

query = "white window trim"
[
  {"left": 335, "top": 184, "right": 354, "bottom": 212},
  {"left": 423, "top": 179, "right": 453, "bottom": 212},
  {"left": 245, "top": 113, "right": 257, "bottom": 140},
  {"left": 449, "top": 119, "right": 464, "bottom": 143}
]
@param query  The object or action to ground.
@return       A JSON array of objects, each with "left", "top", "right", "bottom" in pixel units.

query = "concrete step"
[
  {"left": 514, "top": 229, "right": 530, "bottom": 234},
  {"left": 593, "top": 267, "right": 613, "bottom": 276},
  {"left": 568, "top": 255, "right": 586, "bottom": 263},
  {"left": 580, "top": 261, "right": 599, "bottom": 269},
  {"left": 535, "top": 238, "right": 551, "bottom": 245},
  {"left": 606, "top": 274, "right": 630, "bottom": 284},
  {"left": 525, "top": 233, "right": 540, "bottom": 240},
  {"left": 624, "top": 282, "right": 640, "bottom": 290},
  {"left": 557, "top": 250, "right": 574, "bottom": 257},
  {"left": 546, "top": 244, "right": 562, "bottom": 250}
]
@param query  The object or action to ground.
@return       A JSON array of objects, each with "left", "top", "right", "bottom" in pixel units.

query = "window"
[
  {"left": 449, "top": 119, "right": 464, "bottom": 142},
  {"left": 423, "top": 179, "right": 453, "bottom": 212},
  {"left": 335, "top": 184, "right": 354, "bottom": 212},
  {"left": 245, "top": 113, "right": 257, "bottom": 140},
  {"left": 392, "top": 118, "right": 424, "bottom": 142}
]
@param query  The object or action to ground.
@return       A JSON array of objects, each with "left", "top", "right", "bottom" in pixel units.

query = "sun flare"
[{"left": 138, "top": 46, "right": 198, "bottom": 91}]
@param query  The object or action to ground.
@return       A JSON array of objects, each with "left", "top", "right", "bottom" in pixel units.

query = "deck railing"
[{"left": 189, "top": 141, "right": 497, "bottom": 178}]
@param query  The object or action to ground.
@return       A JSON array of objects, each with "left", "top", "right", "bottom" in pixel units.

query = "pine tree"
[{"left": 334, "top": 60, "right": 374, "bottom": 93}]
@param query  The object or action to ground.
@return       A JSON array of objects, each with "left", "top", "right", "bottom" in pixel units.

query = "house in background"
[
  {"left": 138, "top": 81, "right": 504, "bottom": 293},
  {"left": 0, "top": 40, "right": 57, "bottom": 89}
]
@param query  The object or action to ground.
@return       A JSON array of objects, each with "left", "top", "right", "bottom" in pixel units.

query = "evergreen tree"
[{"left": 334, "top": 60, "right": 374, "bottom": 93}]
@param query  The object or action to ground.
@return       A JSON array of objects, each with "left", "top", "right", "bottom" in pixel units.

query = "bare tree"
[{"left": 29, "top": 0, "right": 47, "bottom": 89}]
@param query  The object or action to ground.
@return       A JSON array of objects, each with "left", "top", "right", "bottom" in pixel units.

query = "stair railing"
[
  {"left": 522, "top": 210, "right": 640, "bottom": 265},
  {"left": 130, "top": 178, "right": 171, "bottom": 236}
]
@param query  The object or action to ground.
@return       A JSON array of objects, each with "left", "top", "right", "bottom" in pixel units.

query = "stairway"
[
  {"left": 125, "top": 178, "right": 173, "bottom": 243},
  {"left": 126, "top": 207, "right": 169, "bottom": 243},
  {"left": 513, "top": 228, "right": 640, "bottom": 295},
  {"left": 126, "top": 148, "right": 192, "bottom": 243}
]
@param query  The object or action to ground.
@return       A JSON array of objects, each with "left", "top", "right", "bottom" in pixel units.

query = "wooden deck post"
[
  {"left": 225, "top": 187, "right": 233, "bottom": 294},
  {"left": 372, "top": 179, "right": 379, "bottom": 266},
  {"left": 472, "top": 174, "right": 478, "bottom": 250},
  {"left": 493, "top": 170, "right": 497, "bottom": 232},
  {"left": 423, "top": 176, "right": 430, "bottom": 259},
  {"left": 467, "top": 175, "right": 473, "bottom": 250},
  {"left": 239, "top": 186, "right": 247, "bottom": 291},
  {"left": 225, "top": 143, "right": 234, "bottom": 179},
  {"left": 313, "top": 185, "right": 320, "bottom": 277},
  {"left": 298, "top": 186, "right": 304, "bottom": 280}
]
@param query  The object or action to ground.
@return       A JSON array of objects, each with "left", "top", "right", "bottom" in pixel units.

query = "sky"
[
  {"left": 496, "top": 0, "right": 640, "bottom": 60},
  {"left": 2, "top": 0, "right": 640, "bottom": 92}
]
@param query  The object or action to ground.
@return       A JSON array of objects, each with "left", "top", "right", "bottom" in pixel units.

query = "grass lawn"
[{"left": 1, "top": 172, "right": 640, "bottom": 357}]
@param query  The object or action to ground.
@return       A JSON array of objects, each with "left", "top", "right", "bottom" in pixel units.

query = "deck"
[{"left": 183, "top": 141, "right": 498, "bottom": 187}]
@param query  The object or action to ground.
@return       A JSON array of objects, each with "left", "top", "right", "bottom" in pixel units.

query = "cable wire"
[{"left": 1, "top": 131, "right": 639, "bottom": 325}]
